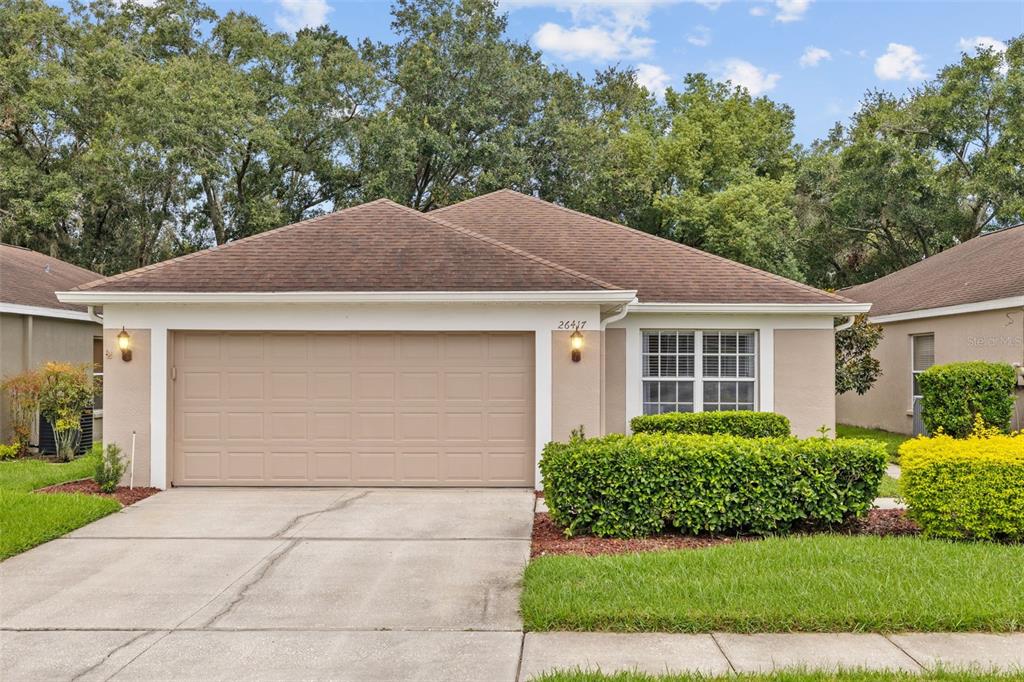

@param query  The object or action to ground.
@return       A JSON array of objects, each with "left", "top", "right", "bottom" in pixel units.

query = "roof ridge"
[
  {"left": 401, "top": 201, "right": 622, "bottom": 291},
  {"left": 435, "top": 190, "right": 853, "bottom": 304},
  {"left": 72, "top": 205, "right": 370, "bottom": 292}
]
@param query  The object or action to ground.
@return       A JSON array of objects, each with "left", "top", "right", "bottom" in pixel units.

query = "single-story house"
[
  {"left": 58, "top": 191, "right": 867, "bottom": 489},
  {"left": 838, "top": 224, "right": 1024, "bottom": 434},
  {"left": 1, "top": 244, "right": 104, "bottom": 448}
]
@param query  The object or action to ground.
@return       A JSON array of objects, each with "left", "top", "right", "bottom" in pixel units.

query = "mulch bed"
[
  {"left": 531, "top": 509, "right": 921, "bottom": 558},
  {"left": 36, "top": 479, "right": 160, "bottom": 506}
]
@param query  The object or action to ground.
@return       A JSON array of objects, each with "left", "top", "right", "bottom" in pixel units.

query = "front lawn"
[
  {"left": 836, "top": 424, "right": 911, "bottom": 463},
  {"left": 521, "top": 535, "right": 1024, "bottom": 633},
  {"left": 534, "top": 672, "right": 1024, "bottom": 682},
  {"left": 0, "top": 452, "right": 121, "bottom": 560}
]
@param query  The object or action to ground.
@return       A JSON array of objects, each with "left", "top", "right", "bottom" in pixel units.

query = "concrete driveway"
[{"left": 0, "top": 488, "right": 534, "bottom": 681}]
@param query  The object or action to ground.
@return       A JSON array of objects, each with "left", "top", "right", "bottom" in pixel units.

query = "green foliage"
[
  {"left": 901, "top": 430, "right": 1024, "bottom": 541},
  {"left": 795, "top": 40, "right": 1024, "bottom": 288},
  {"left": 37, "top": 362, "right": 96, "bottom": 462},
  {"left": 535, "top": 673, "right": 1024, "bottom": 682},
  {"left": 630, "top": 411, "right": 790, "bottom": 438},
  {"left": 1, "top": 368, "right": 42, "bottom": 455},
  {"left": 917, "top": 361, "right": 1017, "bottom": 437},
  {"left": 94, "top": 444, "right": 127, "bottom": 493},
  {"left": 540, "top": 433, "right": 885, "bottom": 538},
  {"left": 521, "top": 534, "right": 1024, "bottom": 633},
  {"left": 0, "top": 444, "right": 19, "bottom": 461},
  {"left": 0, "top": 448, "right": 100, "bottom": 493},
  {"left": 835, "top": 315, "right": 883, "bottom": 395}
]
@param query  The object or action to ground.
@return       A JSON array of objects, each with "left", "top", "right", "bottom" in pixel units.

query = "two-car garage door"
[{"left": 172, "top": 331, "right": 535, "bottom": 487}]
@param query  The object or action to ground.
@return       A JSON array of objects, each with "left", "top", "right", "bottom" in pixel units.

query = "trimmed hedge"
[
  {"left": 540, "top": 433, "right": 886, "bottom": 538},
  {"left": 901, "top": 431, "right": 1024, "bottom": 541},
  {"left": 630, "top": 410, "right": 791, "bottom": 438},
  {"left": 918, "top": 361, "right": 1017, "bottom": 437}
]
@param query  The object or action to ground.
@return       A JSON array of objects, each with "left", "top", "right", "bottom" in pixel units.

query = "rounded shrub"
[
  {"left": 918, "top": 361, "right": 1016, "bottom": 437},
  {"left": 901, "top": 430, "right": 1024, "bottom": 541},
  {"left": 629, "top": 410, "right": 790, "bottom": 438},
  {"left": 540, "top": 433, "right": 886, "bottom": 538}
]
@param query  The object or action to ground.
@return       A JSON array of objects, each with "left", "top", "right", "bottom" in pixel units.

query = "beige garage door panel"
[{"left": 172, "top": 332, "right": 535, "bottom": 487}]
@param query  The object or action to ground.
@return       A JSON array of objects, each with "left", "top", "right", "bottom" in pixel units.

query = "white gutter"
[
  {"left": 869, "top": 296, "right": 1024, "bottom": 324},
  {"left": 600, "top": 298, "right": 637, "bottom": 327},
  {"left": 0, "top": 302, "right": 99, "bottom": 323},
  {"left": 628, "top": 302, "right": 871, "bottom": 316},
  {"left": 57, "top": 289, "right": 639, "bottom": 306}
]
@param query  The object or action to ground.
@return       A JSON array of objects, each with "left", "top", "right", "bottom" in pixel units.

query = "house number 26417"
[{"left": 557, "top": 321, "right": 586, "bottom": 330}]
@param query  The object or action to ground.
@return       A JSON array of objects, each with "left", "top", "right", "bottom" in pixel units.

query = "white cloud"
[
  {"left": 275, "top": 0, "right": 331, "bottom": 32},
  {"left": 687, "top": 25, "right": 712, "bottom": 47},
  {"left": 717, "top": 58, "right": 780, "bottom": 96},
  {"left": 774, "top": 0, "right": 812, "bottom": 22},
  {"left": 533, "top": 22, "right": 654, "bottom": 60},
  {"left": 635, "top": 63, "right": 672, "bottom": 95},
  {"left": 799, "top": 46, "right": 831, "bottom": 68},
  {"left": 749, "top": 4, "right": 768, "bottom": 15},
  {"left": 958, "top": 35, "right": 1007, "bottom": 54},
  {"left": 874, "top": 42, "right": 926, "bottom": 81}
]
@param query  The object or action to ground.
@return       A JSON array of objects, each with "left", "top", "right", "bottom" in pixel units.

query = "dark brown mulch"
[
  {"left": 847, "top": 508, "right": 921, "bottom": 536},
  {"left": 531, "top": 512, "right": 740, "bottom": 558},
  {"left": 531, "top": 509, "right": 921, "bottom": 558},
  {"left": 36, "top": 479, "right": 160, "bottom": 506}
]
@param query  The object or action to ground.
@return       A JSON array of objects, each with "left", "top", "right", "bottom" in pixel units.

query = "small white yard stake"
[{"left": 130, "top": 431, "right": 136, "bottom": 489}]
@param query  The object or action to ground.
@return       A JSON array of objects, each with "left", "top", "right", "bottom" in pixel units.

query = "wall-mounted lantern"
[
  {"left": 570, "top": 329, "right": 583, "bottom": 363},
  {"left": 117, "top": 327, "right": 133, "bottom": 362}
]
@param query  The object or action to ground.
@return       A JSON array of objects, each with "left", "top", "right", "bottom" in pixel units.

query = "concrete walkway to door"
[{"left": 0, "top": 487, "right": 534, "bottom": 681}]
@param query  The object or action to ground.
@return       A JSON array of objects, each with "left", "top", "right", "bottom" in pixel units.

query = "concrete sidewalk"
[{"left": 519, "top": 632, "right": 1024, "bottom": 680}]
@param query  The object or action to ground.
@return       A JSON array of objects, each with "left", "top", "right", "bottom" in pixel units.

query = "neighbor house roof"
[
  {"left": 434, "top": 190, "right": 850, "bottom": 305},
  {"left": 68, "top": 192, "right": 852, "bottom": 307},
  {"left": 842, "top": 224, "right": 1024, "bottom": 319},
  {"left": 0, "top": 244, "right": 102, "bottom": 315}
]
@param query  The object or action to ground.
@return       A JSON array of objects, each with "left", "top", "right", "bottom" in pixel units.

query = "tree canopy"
[{"left": 1, "top": 0, "right": 1021, "bottom": 287}]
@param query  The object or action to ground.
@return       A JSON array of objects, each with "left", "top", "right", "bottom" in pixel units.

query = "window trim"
[
  {"left": 641, "top": 329, "right": 758, "bottom": 415},
  {"left": 910, "top": 333, "right": 935, "bottom": 411}
]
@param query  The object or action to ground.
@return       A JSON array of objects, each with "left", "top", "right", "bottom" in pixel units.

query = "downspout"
[
  {"left": 598, "top": 299, "right": 637, "bottom": 435},
  {"left": 88, "top": 305, "right": 103, "bottom": 323},
  {"left": 835, "top": 315, "right": 855, "bottom": 331}
]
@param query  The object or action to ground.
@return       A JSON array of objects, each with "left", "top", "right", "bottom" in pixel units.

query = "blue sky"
[{"left": 103, "top": 1, "right": 1024, "bottom": 143}]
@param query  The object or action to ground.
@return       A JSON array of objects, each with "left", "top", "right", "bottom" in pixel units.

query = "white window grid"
[{"left": 642, "top": 330, "right": 758, "bottom": 415}]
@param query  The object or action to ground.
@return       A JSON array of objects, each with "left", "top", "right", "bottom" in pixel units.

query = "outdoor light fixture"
[
  {"left": 117, "top": 327, "right": 132, "bottom": 362},
  {"left": 570, "top": 329, "right": 583, "bottom": 363}
]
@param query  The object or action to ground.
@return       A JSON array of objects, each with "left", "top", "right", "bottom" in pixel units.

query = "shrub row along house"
[
  {"left": 838, "top": 224, "right": 1024, "bottom": 435},
  {"left": 0, "top": 245, "right": 104, "bottom": 452},
  {"left": 57, "top": 191, "right": 867, "bottom": 489}
]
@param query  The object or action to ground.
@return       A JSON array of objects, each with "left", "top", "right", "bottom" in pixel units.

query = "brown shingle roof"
[
  {"left": 433, "top": 190, "right": 850, "bottom": 304},
  {"left": 842, "top": 224, "right": 1024, "bottom": 317},
  {"left": 74, "top": 199, "right": 616, "bottom": 293},
  {"left": 0, "top": 245, "right": 102, "bottom": 313}
]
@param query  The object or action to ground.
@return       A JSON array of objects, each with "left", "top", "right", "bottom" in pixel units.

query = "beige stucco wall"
[
  {"left": 0, "top": 313, "right": 101, "bottom": 444},
  {"left": 774, "top": 328, "right": 836, "bottom": 438},
  {"left": 602, "top": 327, "right": 627, "bottom": 434},
  {"left": 837, "top": 307, "right": 1024, "bottom": 434},
  {"left": 551, "top": 329, "right": 603, "bottom": 441},
  {"left": 102, "top": 328, "right": 151, "bottom": 485}
]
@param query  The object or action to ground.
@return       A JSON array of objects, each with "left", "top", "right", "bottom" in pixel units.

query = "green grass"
[
  {"left": 877, "top": 474, "right": 900, "bottom": 498},
  {"left": 0, "top": 452, "right": 120, "bottom": 560},
  {"left": 836, "top": 424, "right": 911, "bottom": 463},
  {"left": 532, "top": 672, "right": 1024, "bottom": 682},
  {"left": 521, "top": 535, "right": 1024, "bottom": 633}
]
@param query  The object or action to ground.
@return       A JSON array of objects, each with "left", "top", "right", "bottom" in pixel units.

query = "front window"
[{"left": 642, "top": 330, "right": 757, "bottom": 415}]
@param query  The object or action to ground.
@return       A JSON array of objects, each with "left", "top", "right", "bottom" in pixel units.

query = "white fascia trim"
[
  {"left": 0, "top": 302, "right": 98, "bottom": 323},
  {"left": 629, "top": 302, "right": 871, "bottom": 315},
  {"left": 57, "top": 290, "right": 638, "bottom": 306},
  {"left": 870, "top": 296, "right": 1024, "bottom": 324}
]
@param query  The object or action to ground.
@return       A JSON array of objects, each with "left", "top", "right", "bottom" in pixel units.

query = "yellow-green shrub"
[{"left": 901, "top": 427, "right": 1024, "bottom": 541}]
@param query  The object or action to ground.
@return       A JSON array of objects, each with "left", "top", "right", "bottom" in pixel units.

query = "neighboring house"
[
  {"left": 0, "top": 244, "right": 104, "bottom": 448},
  {"left": 58, "top": 191, "right": 866, "bottom": 490},
  {"left": 838, "top": 225, "right": 1024, "bottom": 435}
]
